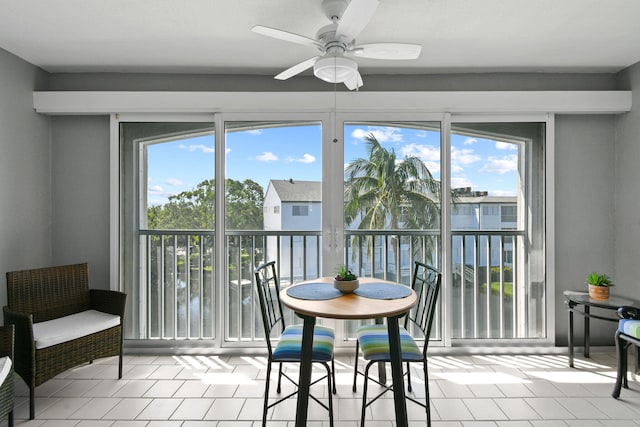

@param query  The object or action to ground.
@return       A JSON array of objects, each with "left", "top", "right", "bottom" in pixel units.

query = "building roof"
[
  {"left": 456, "top": 196, "right": 517, "bottom": 204},
  {"left": 268, "top": 180, "right": 321, "bottom": 203}
]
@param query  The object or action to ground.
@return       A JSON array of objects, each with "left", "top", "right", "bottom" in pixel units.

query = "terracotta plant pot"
[{"left": 588, "top": 284, "right": 610, "bottom": 300}]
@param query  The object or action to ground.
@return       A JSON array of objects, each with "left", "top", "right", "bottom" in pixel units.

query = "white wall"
[
  {"left": 614, "top": 63, "right": 640, "bottom": 306},
  {"left": 51, "top": 116, "right": 111, "bottom": 289},
  {"left": 262, "top": 182, "right": 280, "bottom": 230},
  {"left": 554, "top": 115, "right": 616, "bottom": 344},
  {"left": 3, "top": 56, "right": 637, "bottom": 344},
  {"left": 0, "top": 48, "right": 51, "bottom": 308}
]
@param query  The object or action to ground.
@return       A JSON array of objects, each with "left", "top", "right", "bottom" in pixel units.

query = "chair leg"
[
  {"left": 353, "top": 339, "right": 360, "bottom": 392},
  {"left": 276, "top": 362, "right": 283, "bottom": 393},
  {"left": 331, "top": 357, "right": 337, "bottom": 394},
  {"left": 406, "top": 362, "right": 412, "bottom": 392},
  {"left": 326, "top": 363, "right": 334, "bottom": 427},
  {"left": 118, "top": 352, "right": 123, "bottom": 379},
  {"left": 263, "top": 361, "right": 272, "bottom": 427},
  {"left": 424, "top": 360, "right": 431, "bottom": 427},
  {"left": 623, "top": 341, "right": 629, "bottom": 389},
  {"left": 361, "top": 361, "right": 374, "bottom": 427},
  {"left": 29, "top": 385, "right": 35, "bottom": 420},
  {"left": 612, "top": 330, "right": 626, "bottom": 399}
]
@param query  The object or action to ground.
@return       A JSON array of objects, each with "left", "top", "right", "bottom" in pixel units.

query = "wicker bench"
[
  {"left": 3, "top": 263, "right": 126, "bottom": 419},
  {"left": 0, "top": 325, "right": 14, "bottom": 427}
]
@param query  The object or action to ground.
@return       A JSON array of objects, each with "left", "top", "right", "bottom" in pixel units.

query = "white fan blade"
[
  {"left": 274, "top": 56, "right": 320, "bottom": 80},
  {"left": 351, "top": 43, "right": 422, "bottom": 60},
  {"left": 344, "top": 71, "right": 364, "bottom": 90},
  {"left": 252, "top": 25, "right": 323, "bottom": 49},
  {"left": 336, "top": 0, "right": 379, "bottom": 42}
]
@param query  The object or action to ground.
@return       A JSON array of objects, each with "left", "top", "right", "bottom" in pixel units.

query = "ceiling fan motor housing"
[{"left": 316, "top": 24, "right": 350, "bottom": 54}]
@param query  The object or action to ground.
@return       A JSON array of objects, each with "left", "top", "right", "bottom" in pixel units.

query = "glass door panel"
[
  {"left": 121, "top": 121, "right": 215, "bottom": 340},
  {"left": 224, "top": 121, "right": 322, "bottom": 342},
  {"left": 449, "top": 122, "right": 546, "bottom": 340},
  {"left": 342, "top": 122, "right": 442, "bottom": 341}
]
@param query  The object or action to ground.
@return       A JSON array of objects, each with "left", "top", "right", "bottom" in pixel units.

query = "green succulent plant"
[
  {"left": 585, "top": 272, "right": 614, "bottom": 287},
  {"left": 335, "top": 265, "right": 357, "bottom": 281}
]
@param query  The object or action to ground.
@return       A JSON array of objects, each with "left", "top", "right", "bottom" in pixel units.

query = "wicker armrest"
[
  {"left": 3, "top": 306, "right": 35, "bottom": 367},
  {"left": 3, "top": 307, "right": 33, "bottom": 341},
  {"left": 0, "top": 325, "right": 14, "bottom": 360},
  {"left": 89, "top": 289, "right": 127, "bottom": 317},
  {"left": 618, "top": 306, "right": 639, "bottom": 320}
]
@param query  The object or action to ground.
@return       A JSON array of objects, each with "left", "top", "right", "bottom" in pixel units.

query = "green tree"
[
  {"left": 147, "top": 178, "right": 264, "bottom": 230},
  {"left": 344, "top": 133, "right": 443, "bottom": 269},
  {"left": 344, "top": 133, "right": 441, "bottom": 231},
  {"left": 225, "top": 179, "right": 264, "bottom": 230}
]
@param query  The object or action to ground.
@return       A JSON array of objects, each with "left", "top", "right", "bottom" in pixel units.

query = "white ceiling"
[{"left": 1, "top": 0, "right": 639, "bottom": 77}]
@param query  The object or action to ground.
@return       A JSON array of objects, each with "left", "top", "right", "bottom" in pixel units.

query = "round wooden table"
[{"left": 280, "top": 277, "right": 418, "bottom": 427}]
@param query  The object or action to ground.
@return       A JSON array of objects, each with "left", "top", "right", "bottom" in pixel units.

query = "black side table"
[{"left": 564, "top": 290, "right": 637, "bottom": 367}]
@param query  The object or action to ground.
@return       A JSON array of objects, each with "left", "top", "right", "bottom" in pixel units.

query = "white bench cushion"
[
  {"left": 0, "top": 356, "right": 12, "bottom": 384},
  {"left": 33, "top": 310, "right": 121, "bottom": 350}
]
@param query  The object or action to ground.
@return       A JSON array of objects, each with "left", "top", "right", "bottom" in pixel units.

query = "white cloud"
[
  {"left": 401, "top": 143, "right": 440, "bottom": 161},
  {"left": 463, "top": 138, "right": 477, "bottom": 145},
  {"left": 351, "top": 126, "right": 404, "bottom": 143},
  {"left": 451, "top": 147, "right": 481, "bottom": 165},
  {"left": 400, "top": 143, "right": 441, "bottom": 175},
  {"left": 451, "top": 146, "right": 481, "bottom": 173},
  {"left": 245, "top": 129, "right": 263, "bottom": 135},
  {"left": 148, "top": 185, "right": 164, "bottom": 194},
  {"left": 496, "top": 141, "right": 517, "bottom": 150},
  {"left": 165, "top": 178, "right": 184, "bottom": 186},
  {"left": 256, "top": 151, "right": 278, "bottom": 162},
  {"left": 285, "top": 154, "right": 316, "bottom": 163},
  {"left": 297, "top": 153, "right": 316, "bottom": 164},
  {"left": 424, "top": 161, "right": 441, "bottom": 175},
  {"left": 480, "top": 154, "right": 518, "bottom": 174},
  {"left": 179, "top": 143, "right": 214, "bottom": 153}
]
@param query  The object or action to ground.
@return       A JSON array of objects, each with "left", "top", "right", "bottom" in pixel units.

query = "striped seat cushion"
[
  {"left": 619, "top": 319, "right": 640, "bottom": 339},
  {"left": 272, "top": 324, "right": 335, "bottom": 362},
  {"left": 357, "top": 324, "right": 422, "bottom": 362}
]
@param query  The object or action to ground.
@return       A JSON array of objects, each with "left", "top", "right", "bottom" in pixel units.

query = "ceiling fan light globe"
[{"left": 313, "top": 56, "right": 358, "bottom": 83}]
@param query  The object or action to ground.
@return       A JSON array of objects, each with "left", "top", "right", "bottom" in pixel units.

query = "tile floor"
[{"left": 5, "top": 348, "right": 640, "bottom": 426}]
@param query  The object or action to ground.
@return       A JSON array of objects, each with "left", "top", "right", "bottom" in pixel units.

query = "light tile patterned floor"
[{"left": 5, "top": 348, "right": 640, "bottom": 426}]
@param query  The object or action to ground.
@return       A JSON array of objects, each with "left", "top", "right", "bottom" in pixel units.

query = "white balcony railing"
[{"left": 137, "top": 229, "right": 530, "bottom": 343}]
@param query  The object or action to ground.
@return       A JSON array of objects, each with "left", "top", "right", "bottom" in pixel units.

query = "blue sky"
[{"left": 146, "top": 123, "right": 518, "bottom": 206}]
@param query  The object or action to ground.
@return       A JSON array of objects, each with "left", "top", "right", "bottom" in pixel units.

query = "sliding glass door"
[{"left": 118, "top": 113, "right": 548, "bottom": 348}]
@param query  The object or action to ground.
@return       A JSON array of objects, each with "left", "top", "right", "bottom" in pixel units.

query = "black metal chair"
[
  {"left": 254, "top": 261, "right": 336, "bottom": 427},
  {"left": 352, "top": 261, "right": 441, "bottom": 427},
  {"left": 612, "top": 306, "right": 640, "bottom": 398}
]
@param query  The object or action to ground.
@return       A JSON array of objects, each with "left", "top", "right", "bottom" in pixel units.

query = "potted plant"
[
  {"left": 585, "top": 272, "right": 614, "bottom": 300},
  {"left": 334, "top": 265, "right": 359, "bottom": 293}
]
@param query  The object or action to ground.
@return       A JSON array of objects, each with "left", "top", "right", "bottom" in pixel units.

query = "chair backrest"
[
  {"left": 406, "top": 261, "right": 441, "bottom": 355},
  {"left": 254, "top": 261, "right": 286, "bottom": 355},
  {"left": 6, "top": 263, "right": 91, "bottom": 323}
]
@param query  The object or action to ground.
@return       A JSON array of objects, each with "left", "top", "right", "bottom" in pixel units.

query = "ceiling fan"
[{"left": 252, "top": 0, "right": 422, "bottom": 90}]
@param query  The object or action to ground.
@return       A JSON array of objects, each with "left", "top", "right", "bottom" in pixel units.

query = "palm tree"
[{"left": 344, "top": 133, "right": 441, "bottom": 272}]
